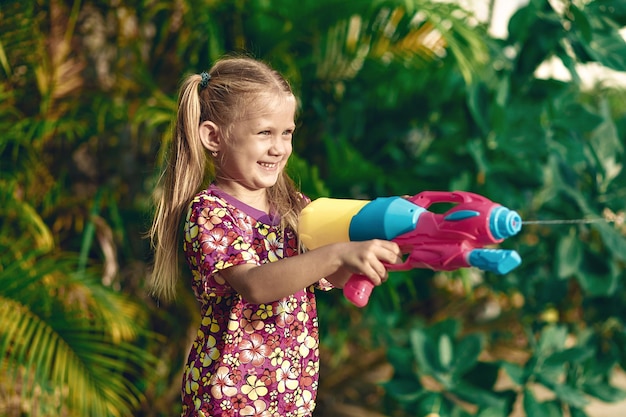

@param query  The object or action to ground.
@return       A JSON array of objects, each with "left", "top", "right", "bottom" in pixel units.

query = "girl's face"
[{"left": 216, "top": 94, "right": 296, "bottom": 201}]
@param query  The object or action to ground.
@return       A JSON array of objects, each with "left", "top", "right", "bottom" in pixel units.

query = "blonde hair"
[{"left": 148, "top": 56, "right": 307, "bottom": 302}]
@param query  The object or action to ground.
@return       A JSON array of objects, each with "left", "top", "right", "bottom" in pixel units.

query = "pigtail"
[{"left": 148, "top": 74, "right": 207, "bottom": 302}]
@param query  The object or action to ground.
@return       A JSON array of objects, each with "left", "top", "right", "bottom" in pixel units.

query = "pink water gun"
[{"left": 298, "top": 191, "right": 522, "bottom": 307}]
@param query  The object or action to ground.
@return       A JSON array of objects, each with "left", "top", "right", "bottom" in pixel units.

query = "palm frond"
[
  {"left": 0, "top": 244, "right": 157, "bottom": 417},
  {"left": 310, "top": 0, "right": 488, "bottom": 83}
]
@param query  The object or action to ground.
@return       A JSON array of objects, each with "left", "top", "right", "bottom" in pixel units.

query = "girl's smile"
[{"left": 210, "top": 93, "right": 297, "bottom": 209}]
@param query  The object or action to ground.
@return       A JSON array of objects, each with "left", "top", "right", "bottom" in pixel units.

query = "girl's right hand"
[{"left": 328, "top": 240, "right": 403, "bottom": 288}]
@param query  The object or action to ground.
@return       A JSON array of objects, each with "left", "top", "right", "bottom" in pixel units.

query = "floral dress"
[{"left": 181, "top": 185, "right": 325, "bottom": 417}]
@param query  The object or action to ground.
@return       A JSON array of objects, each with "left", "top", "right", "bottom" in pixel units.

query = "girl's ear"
[{"left": 199, "top": 121, "right": 221, "bottom": 153}]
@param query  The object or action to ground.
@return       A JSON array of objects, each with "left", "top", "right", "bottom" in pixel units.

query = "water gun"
[{"left": 299, "top": 191, "right": 522, "bottom": 307}]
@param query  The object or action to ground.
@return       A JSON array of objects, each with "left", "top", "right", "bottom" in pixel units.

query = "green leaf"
[
  {"left": 462, "top": 362, "right": 501, "bottom": 392},
  {"left": 438, "top": 333, "right": 453, "bottom": 370},
  {"left": 580, "top": 24, "right": 626, "bottom": 71},
  {"left": 415, "top": 392, "right": 446, "bottom": 417},
  {"left": 452, "top": 381, "right": 505, "bottom": 409},
  {"left": 451, "top": 334, "right": 484, "bottom": 377},
  {"left": 467, "top": 81, "right": 490, "bottom": 135},
  {"left": 556, "top": 228, "right": 583, "bottom": 279},
  {"left": 523, "top": 387, "right": 564, "bottom": 417},
  {"left": 537, "top": 325, "right": 568, "bottom": 356},
  {"left": 570, "top": 407, "right": 589, "bottom": 417},
  {"left": 583, "top": 382, "right": 626, "bottom": 403},
  {"left": 383, "top": 378, "right": 424, "bottom": 403},
  {"left": 552, "top": 382, "right": 590, "bottom": 408},
  {"left": 577, "top": 248, "right": 619, "bottom": 296},
  {"left": 429, "top": 318, "right": 462, "bottom": 340},
  {"left": 501, "top": 361, "right": 526, "bottom": 386},
  {"left": 476, "top": 407, "right": 507, "bottom": 417},
  {"left": 544, "top": 346, "right": 595, "bottom": 368},
  {"left": 387, "top": 345, "right": 418, "bottom": 378},
  {"left": 570, "top": 4, "right": 593, "bottom": 42},
  {"left": 593, "top": 220, "right": 626, "bottom": 263},
  {"left": 551, "top": 102, "right": 604, "bottom": 133},
  {"left": 409, "top": 328, "right": 438, "bottom": 375}
]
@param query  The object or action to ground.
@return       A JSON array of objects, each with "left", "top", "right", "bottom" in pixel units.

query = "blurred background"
[{"left": 2, "top": 0, "right": 626, "bottom": 416}]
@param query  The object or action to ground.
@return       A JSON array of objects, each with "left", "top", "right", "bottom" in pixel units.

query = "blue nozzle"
[
  {"left": 469, "top": 249, "right": 522, "bottom": 274},
  {"left": 490, "top": 206, "right": 522, "bottom": 240}
]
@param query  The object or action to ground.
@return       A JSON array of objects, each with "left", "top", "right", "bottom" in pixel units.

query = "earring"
[{"left": 211, "top": 151, "right": 218, "bottom": 157}]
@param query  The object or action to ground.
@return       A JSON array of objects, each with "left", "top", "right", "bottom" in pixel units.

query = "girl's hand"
[{"left": 326, "top": 240, "right": 403, "bottom": 288}]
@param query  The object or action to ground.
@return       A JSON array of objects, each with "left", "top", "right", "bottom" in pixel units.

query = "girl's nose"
[{"left": 270, "top": 137, "right": 290, "bottom": 155}]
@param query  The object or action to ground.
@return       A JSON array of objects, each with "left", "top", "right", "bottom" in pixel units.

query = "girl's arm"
[{"left": 220, "top": 239, "right": 402, "bottom": 304}]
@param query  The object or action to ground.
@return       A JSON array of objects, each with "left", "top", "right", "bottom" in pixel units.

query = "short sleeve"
[{"left": 183, "top": 194, "right": 261, "bottom": 296}]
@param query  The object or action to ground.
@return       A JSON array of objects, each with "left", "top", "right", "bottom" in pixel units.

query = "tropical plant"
[
  {"left": 2, "top": 0, "right": 626, "bottom": 416},
  {"left": 0, "top": 1, "right": 161, "bottom": 415},
  {"left": 333, "top": 1, "right": 626, "bottom": 416}
]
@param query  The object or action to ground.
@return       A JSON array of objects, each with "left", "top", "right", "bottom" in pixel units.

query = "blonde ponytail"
[{"left": 148, "top": 75, "right": 208, "bottom": 302}]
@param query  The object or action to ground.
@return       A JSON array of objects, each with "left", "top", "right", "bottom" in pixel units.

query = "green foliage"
[
  {"left": 0, "top": 242, "right": 158, "bottom": 417},
  {"left": 2, "top": 0, "right": 626, "bottom": 416}
]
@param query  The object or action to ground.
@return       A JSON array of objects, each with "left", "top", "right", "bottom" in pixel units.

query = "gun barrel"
[{"left": 490, "top": 206, "right": 522, "bottom": 239}]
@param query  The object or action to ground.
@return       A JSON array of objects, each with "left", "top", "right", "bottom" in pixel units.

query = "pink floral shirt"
[{"left": 181, "top": 185, "right": 323, "bottom": 417}]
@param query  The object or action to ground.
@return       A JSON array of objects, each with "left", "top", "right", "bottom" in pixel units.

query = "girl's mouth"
[{"left": 259, "top": 162, "right": 278, "bottom": 169}]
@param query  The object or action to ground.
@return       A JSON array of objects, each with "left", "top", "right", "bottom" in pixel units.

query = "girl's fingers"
[{"left": 375, "top": 240, "right": 403, "bottom": 264}]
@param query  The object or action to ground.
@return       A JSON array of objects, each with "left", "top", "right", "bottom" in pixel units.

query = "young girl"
[{"left": 149, "top": 55, "right": 401, "bottom": 417}]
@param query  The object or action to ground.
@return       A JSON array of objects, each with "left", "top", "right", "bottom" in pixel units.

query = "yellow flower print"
[
  {"left": 241, "top": 374, "right": 269, "bottom": 401},
  {"left": 297, "top": 389, "right": 316, "bottom": 415},
  {"left": 268, "top": 399, "right": 279, "bottom": 415},
  {"left": 240, "top": 399, "right": 268, "bottom": 416},
  {"left": 240, "top": 249, "right": 255, "bottom": 262},
  {"left": 205, "top": 304, "right": 214, "bottom": 316},
  {"left": 275, "top": 299, "right": 291, "bottom": 315},
  {"left": 256, "top": 222, "right": 270, "bottom": 236},
  {"left": 263, "top": 232, "right": 283, "bottom": 262},
  {"left": 219, "top": 399, "right": 233, "bottom": 412},
  {"left": 264, "top": 322, "right": 276, "bottom": 334},
  {"left": 222, "top": 353, "right": 241, "bottom": 367},
  {"left": 185, "top": 221, "right": 199, "bottom": 244},
  {"left": 276, "top": 360, "right": 299, "bottom": 393},
  {"left": 233, "top": 236, "right": 252, "bottom": 251},
  {"left": 201, "top": 315, "right": 220, "bottom": 333},
  {"left": 305, "top": 359, "right": 318, "bottom": 377},
  {"left": 212, "top": 206, "right": 228, "bottom": 219},
  {"left": 269, "top": 347, "right": 285, "bottom": 366},
  {"left": 256, "top": 304, "right": 273, "bottom": 320},
  {"left": 296, "top": 310, "right": 309, "bottom": 325},
  {"left": 191, "top": 269, "right": 202, "bottom": 284},
  {"left": 200, "top": 334, "right": 220, "bottom": 367},
  {"left": 193, "top": 332, "right": 204, "bottom": 354},
  {"left": 215, "top": 260, "right": 233, "bottom": 271},
  {"left": 298, "top": 334, "right": 317, "bottom": 357},
  {"left": 184, "top": 366, "right": 200, "bottom": 395}
]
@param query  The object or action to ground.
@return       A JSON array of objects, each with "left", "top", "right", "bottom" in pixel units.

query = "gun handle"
[{"left": 343, "top": 275, "right": 374, "bottom": 308}]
